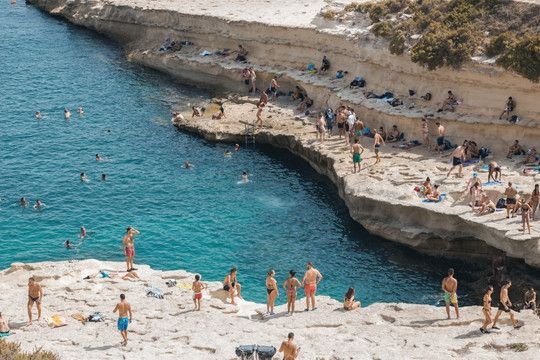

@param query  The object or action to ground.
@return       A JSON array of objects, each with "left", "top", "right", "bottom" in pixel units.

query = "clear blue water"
[{"left": 0, "top": 4, "right": 482, "bottom": 305}]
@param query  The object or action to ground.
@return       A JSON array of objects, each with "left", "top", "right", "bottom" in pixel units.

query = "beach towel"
[
  {"left": 0, "top": 332, "right": 11, "bottom": 338},
  {"left": 478, "top": 164, "right": 489, "bottom": 173},
  {"left": 71, "top": 312, "right": 87, "bottom": 323},
  {"left": 393, "top": 140, "right": 421, "bottom": 150},
  {"left": 463, "top": 159, "right": 480, "bottom": 167},
  {"left": 422, "top": 194, "right": 446, "bottom": 203},
  {"left": 87, "top": 312, "right": 104, "bottom": 322},
  {"left": 199, "top": 50, "right": 212, "bottom": 56},
  {"left": 47, "top": 314, "right": 67, "bottom": 328},
  {"left": 483, "top": 181, "right": 504, "bottom": 186},
  {"left": 176, "top": 282, "right": 192, "bottom": 290},
  {"left": 146, "top": 287, "right": 164, "bottom": 299}
]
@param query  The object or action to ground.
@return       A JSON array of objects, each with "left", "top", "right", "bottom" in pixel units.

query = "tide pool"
[{"left": 0, "top": 4, "right": 482, "bottom": 305}]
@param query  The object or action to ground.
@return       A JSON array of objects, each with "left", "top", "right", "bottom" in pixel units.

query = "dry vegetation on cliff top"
[
  {"left": 323, "top": 0, "right": 540, "bottom": 82},
  {"left": 0, "top": 340, "right": 60, "bottom": 360}
]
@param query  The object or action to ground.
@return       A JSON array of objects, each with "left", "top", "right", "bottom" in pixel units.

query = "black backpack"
[{"left": 496, "top": 198, "right": 506, "bottom": 209}]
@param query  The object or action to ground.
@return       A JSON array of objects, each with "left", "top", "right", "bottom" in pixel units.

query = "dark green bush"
[
  {"left": 410, "top": 24, "right": 480, "bottom": 69},
  {"left": 497, "top": 33, "right": 540, "bottom": 82},
  {"left": 485, "top": 32, "right": 516, "bottom": 57},
  {"left": 390, "top": 31, "right": 407, "bottom": 54},
  {"left": 372, "top": 21, "right": 394, "bottom": 38}
]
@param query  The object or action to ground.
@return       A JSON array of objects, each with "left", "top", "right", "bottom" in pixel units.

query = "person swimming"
[
  {"left": 224, "top": 150, "right": 232, "bottom": 157},
  {"left": 241, "top": 171, "right": 249, "bottom": 183},
  {"left": 35, "top": 111, "right": 42, "bottom": 119},
  {"left": 19, "top": 197, "right": 28, "bottom": 207},
  {"left": 95, "top": 154, "right": 103, "bottom": 161},
  {"left": 80, "top": 172, "right": 89, "bottom": 182},
  {"left": 183, "top": 160, "right": 192, "bottom": 169},
  {"left": 80, "top": 226, "right": 87, "bottom": 239},
  {"left": 101, "top": 173, "right": 107, "bottom": 181},
  {"left": 77, "top": 107, "right": 84, "bottom": 115},
  {"left": 64, "top": 240, "right": 73, "bottom": 249},
  {"left": 234, "top": 144, "right": 240, "bottom": 151},
  {"left": 33, "top": 199, "right": 44, "bottom": 210},
  {"left": 64, "top": 108, "right": 71, "bottom": 119}
]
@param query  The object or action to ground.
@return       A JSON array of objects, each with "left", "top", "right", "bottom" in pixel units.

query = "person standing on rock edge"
[
  {"left": 268, "top": 76, "right": 279, "bottom": 101},
  {"left": 446, "top": 141, "right": 467, "bottom": 178},
  {"left": 249, "top": 67, "right": 257, "bottom": 94},
  {"left": 27, "top": 277, "right": 43, "bottom": 324},
  {"left": 492, "top": 280, "right": 521, "bottom": 330},
  {"left": 256, "top": 102, "right": 264, "bottom": 128},
  {"left": 283, "top": 270, "right": 302, "bottom": 316},
  {"left": 435, "top": 122, "right": 445, "bottom": 153},
  {"left": 441, "top": 268, "right": 459, "bottom": 319},
  {"left": 421, "top": 118, "right": 430, "bottom": 149},
  {"left": 352, "top": 138, "right": 365, "bottom": 173},
  {"left": 279, "top": 332, "right": 300, "bottom": 360},
  {"left": 302, "top": 262, "right": 322, "bottom": 311},
  {"left": 373, "top": 129, "right": 385, "bottom": 164},
  {"left": 113, "top": 294, "right": 132, "bottom": 346},
  {"left": 480, "top": 285, "right": 494, "bottom": 333},
  {"left": 123, "top": 226, "right": 140, "bottom": 272},
  {"left": 266, "top": 270, "right": 279, "bottom": 315},
  {"left": 192, "top": 274, "right": 206, "bottom": 311}
]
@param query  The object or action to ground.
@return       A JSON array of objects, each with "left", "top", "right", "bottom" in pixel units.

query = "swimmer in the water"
[
  {"left": 64, "top": 108, "right": 71, "bottom": 119},
  {"left": 101, "top": 173, "right": 107, "bottom": 181},
  {"left": 224, "top": 150, "right": 232, "bottom": 157},
  {"left": 95, "top": 154, "right": 103, "bottom": 161},
  {"left": 241, "top": 171, "right": 249, "bottom": 183},
  {"left": 33, "top": 199, "right": 44, "bottom": 209},
  {"left": 183, "top": 161, "right": 192, "bottom": 169},
  {"left": 35, "top": 111, "right": 42, "bottom": 119},
  {"left": 20, "top": 197, "right": 28, "bottom": 207},
  {"left": 235, "top": 144, "right": 240, "bottom": 151},
  {"left": 80, "top": 226, "right": 87, "bottom": 239},
  {"left": 64, "top": 240, "right": 73, "bottom": 249},
  {"left": 80, "top": 172, "right": 89, "bottom": 182},
  {"left": 77, "top": 107, "right": 84, "bottom": 115}
]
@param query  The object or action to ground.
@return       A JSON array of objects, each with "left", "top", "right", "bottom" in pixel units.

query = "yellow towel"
[
  {"left": 48, "top": 314, "right": 67, "bottom": 328},
  {"left": 176, "top": 283, "right": 192, "bottom": 290}
]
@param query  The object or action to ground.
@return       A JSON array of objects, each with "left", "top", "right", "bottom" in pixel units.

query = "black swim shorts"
[{"left": 453, "top": 157, "right": 462, "bottom": 166}]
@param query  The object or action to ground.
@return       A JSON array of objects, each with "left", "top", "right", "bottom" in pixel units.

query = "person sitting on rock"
[
  {"left": 426, "top": 184, "right": 441, "bottom": 202},
  {"left": 523, "top": 146, "right": 537, "bottom": 164},
  {"left": 234, "top": 44, "right": 248, "bottom": 62},
  {"left": 421, "top": 177, "right": 433, "bottom": 197},
  {"left": 0, "top": 312, "right": 10, "bottom": 336},
  {"left": 343, "top": 287, "right": 361, "bottom": 310},
  {"left": 212, "top": 104, "right": 225, "bottom": 120},
  {"left": 507, "top": 140, "right": 525, "bottom": 159},
  {"left": 378, "top": 126, "right": 387, "bottom": 141},
  {"left": 291, "top": 86, "right": 306, "bottom": 101},
  {"left": 320, "top": 55, "right": 330, "bottom": 73},
  {"left": 297, "top": 95, "right": 313, "bottom": 112},
  {"left": 386, "top": 125, "right": 402, "bottom": 142},
  {"left": 476, "top": 191, "right": 496, "bottom": 215},
  {"left": 523, "top": 287, "right": 537, "bottom": 311},
  {"left": 499, "top": 96, "right": 515, "bottom": 121},
  {"left": 465, "top": 140, "right": 479, "bottom": 160},
  {"left": 192, "top": 106, "right": 205, "bottom": 118},
  {"left": 438, "top": 90, "right": 459, "bottom": 112}
]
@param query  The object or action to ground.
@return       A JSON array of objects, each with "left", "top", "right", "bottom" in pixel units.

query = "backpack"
[
  {"left": 88, "top": 312, "right": 104, "bottom": 322},
  {"left": 496, "top": 198, "right": 506, "bottom": 209},
  {"left": 479, "top": 147, "right": 490, "bottom": 159},
  {"left": 350, "top": 76, "right": 365, "bottom": 88},
  {"left": 421, "top": 92, "right": 432, "bottom": 101},
  {"left": 509, "top": 115, "right": 520, "bottom": 124}
]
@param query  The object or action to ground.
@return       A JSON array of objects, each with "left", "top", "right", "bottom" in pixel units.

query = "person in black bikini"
[
  {"left": 480, "top": 285, "right": 494, "bottom": 333},
  {"left": 27, "top": 277, "right": 43, "bottom": 324},
  {"left": 223, "top": 267, "right": 242, "bottom": 305},
  {"left": 266, "top": 269, "right": 279, "bottom": 315},
  {"left": 519, "top": 198, "right": 532, "bottom": 234}
]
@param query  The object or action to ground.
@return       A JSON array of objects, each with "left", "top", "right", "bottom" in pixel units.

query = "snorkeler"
[{"left": 64, "top": 108, "right": 71, "bottom": 119}]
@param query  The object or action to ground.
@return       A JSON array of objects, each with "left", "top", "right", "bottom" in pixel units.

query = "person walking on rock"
[
  {"left": 302, "top": 262, "right": 322, "bottom": 311},
  {"left": 442, "top": 268, "right": 459, "bottom": 319},
  {"left": 113, "top": 294, "right": 132, "bottom": 346},
  {"left": 492, "top": 280, "right": 521, "bottom": 330},
  {"left": 373, "top": 129, "right": 385, "bottom": 164},
  {"left": 480, "top": 285, "right": 493, "bottom": 333},
  {"left": 279, "top": 332, "right": 300, "bottom": 360}
]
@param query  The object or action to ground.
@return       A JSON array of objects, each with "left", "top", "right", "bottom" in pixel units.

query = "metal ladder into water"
[{"left": 241, "top": 120, "right": 256, "bottom": 146}]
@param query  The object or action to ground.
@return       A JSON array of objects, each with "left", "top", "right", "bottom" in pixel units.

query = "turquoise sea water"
[{"left": 1, "top": 4, "right": 483, "bottom": 305}]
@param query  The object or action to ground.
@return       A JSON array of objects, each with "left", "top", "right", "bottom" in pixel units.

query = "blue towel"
[
  {"left": 0, "top": 332, "right": 11, "bottom": 338},
  {"left": 483, "top": 181, "right": 504, "bottom": 186},
  {"left": 422, "top": 193, "right": 447, "bottom": 203}
]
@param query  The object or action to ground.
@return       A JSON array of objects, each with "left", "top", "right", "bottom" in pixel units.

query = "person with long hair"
[
  {"left": 480, "top": 285, "right": 493, "bottom": 333},
  {"left": 266, "top": 270, "right": 279, "bottom": 315},
  {"left": 531, "top": 184, "right": 539, "bottom": 220},
  {"left": 283, "top": 270, "right": 302, "bottom": 316},
  {"left": 519, "top": 198, "right": 532, "bottom": 234},
  {"left": 343, "top": 287, "right": 361, "bottom": 311}
]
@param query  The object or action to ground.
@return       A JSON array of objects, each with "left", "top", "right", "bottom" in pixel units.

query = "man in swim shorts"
[
  {"left": 351, "top": 139, "right": 365, "bottom": 173},
  {"left": 492, "top": 280, "right": 520, "bottom": 330},
  {"left": 488, "top": 161, "right": 501, "bottom": 183},
  {"left": 442, "top": 268, "right": 459, "bottom": 319},
  {"left": 0, "top": 312, "right": 10, "bottom": 335},
  {"left": 504, "top": 182, "right": 518, "bottom": 219},
  {"left": 447, "top": 141, "right": 467, "bottom": 178},
  {"left": 27, "top": 277, "right": 43, "bottom": 324},
  {"left": 302, "top": 262, "right": 323, "bottom": 311},
  {"left": 192, "top": 274, "right": 206, "bottom": 311},
  {"left": 373, "top": 129, "right": 385, "bottom": 164},
  {"left": 113, "top": 294, "right": 132, "bottom": 346},
  {"left": 122, "top": 227, "right": 140, "bottom": 272},
  {"left": 435, "top": 122, "right": 445, "bottom": 153}
]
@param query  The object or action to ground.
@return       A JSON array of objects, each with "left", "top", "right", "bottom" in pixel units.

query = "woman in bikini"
[
  {"left": 223, "top": 267, "right": 242, "bottom": 305},
  {"left": 282, "top": 270, "right": 302, "bottom": 316},
  {"left": 519, "top": 198, "right": 532, "bottom": 234},
  {"left": 265, "top": 270, "right": 279, "bottom": 315},
  {"left": 531, "top": 184, "right": 539, "bottom": 220},
  {"left": 343, "top": 287, "right": 361, "bottom": 311},
  {"left": 480, "top": 285, "right": 493, "bottom": 333}
]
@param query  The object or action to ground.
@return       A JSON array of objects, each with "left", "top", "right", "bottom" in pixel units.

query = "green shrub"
[
  {"left": 410, "top": 24, "right": 480, "bottom": 69},
  {"left": 0, "top": 340, "right": 60, "bottom": 360},
  {"left": 485, "top": 32, "right": 516, "bottom": 57},
  {"left": 321, "top": 9, "right": 337, "bottom": 20},
  {"left": 497, "top": 33, "right": 540, "bottom": 82},
  {"left": 443, "top": 1, "right": 480, "bottom": 28},
  {"left": 390, "top": 31, "right": 407, "bottom": 54},
  {"left": 508, "top": 343, "right": 528, "bottom": 352},
  {"left": 372, "top": 21, "right": 394, "bottom": 38},
  {"left": 344, "top": 2, "right": 363, "bottom": 12},
  {"left": 368, "top": 4, "right": 386, "bottom": 22}
]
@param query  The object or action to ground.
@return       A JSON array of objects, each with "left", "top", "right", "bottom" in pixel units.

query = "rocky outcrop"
[{"left": 1, "top": 260, "right": 539, "bottom": 359}]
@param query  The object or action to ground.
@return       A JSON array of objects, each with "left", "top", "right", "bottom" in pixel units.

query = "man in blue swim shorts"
[{"left": 113, "top": 294, "right": 132, "bottom": 346}]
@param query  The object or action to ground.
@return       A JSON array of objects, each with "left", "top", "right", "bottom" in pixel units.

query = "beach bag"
[
  {"left": 48, "top": 314, "right": 67, "bottom": 328},
  {"left": 146, "top": 287, "right": 164, "bottom": 299},
  {"left": 389, "top": 98, "right": 403, "bottom": 107},
  {"left": 88, "top": 312, "right": 104, "bottom": 322},
  {"left": 509, "top": 115, "right": 520, "bottom": 124},
  {"left": 421, "top": 92, "right": 432, "bottom": 101},
  {"left": 165, "top": 279, "right": 177, "bottom": 287},
  {"left": 496, "top": 198, "right": 506, "bottom": 209},
  {"left": 479, "top": 147, "right": 490, "bottom": 159},
  {"left": 306, "top": 63, "right": 316, "bottom": 71},
  {"left": 350, "top": 76, "right": 365, "bottom": 88},
  {"left": 256, "top": 346, "right": 277, "bottom": 360},
  {"left": 235, "top": 345, "right": 256, "bottom": 359},
  {"left": 244, "top": 79, "right": 249, "bottom": 85}
]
